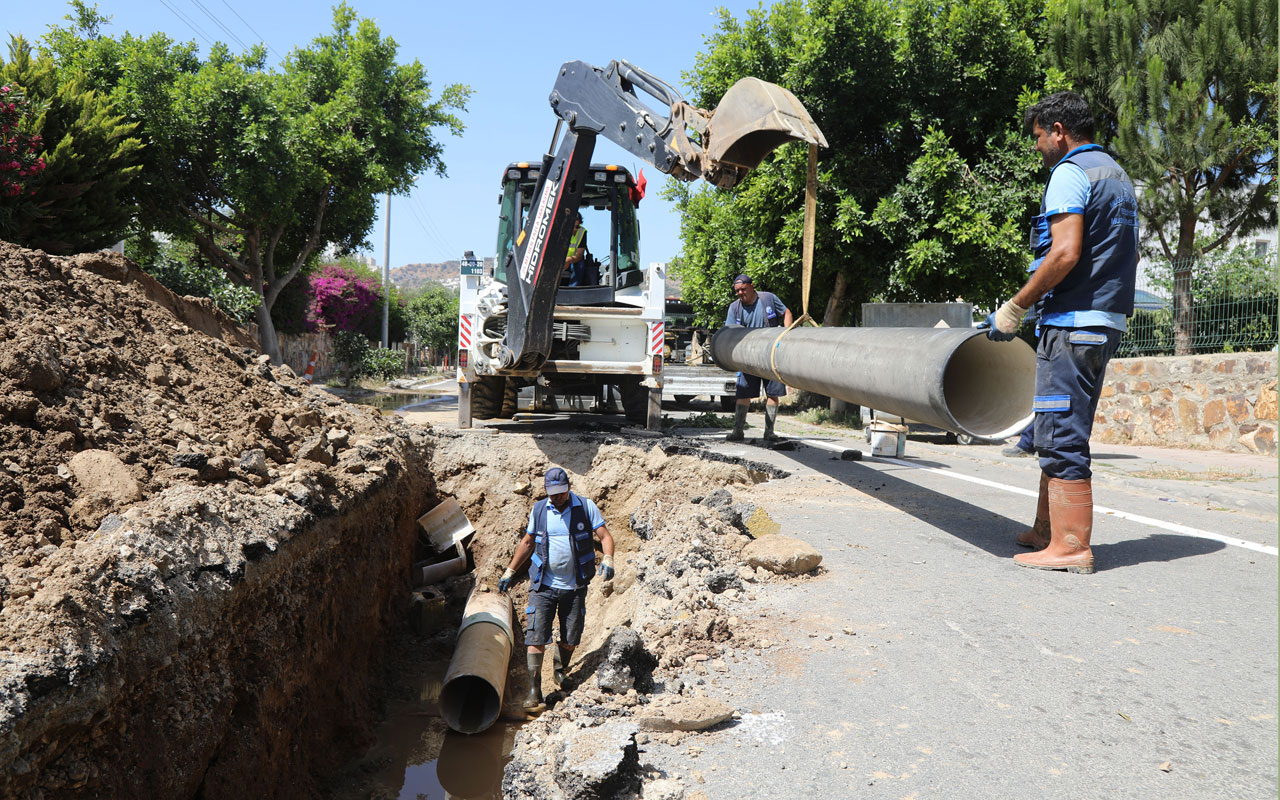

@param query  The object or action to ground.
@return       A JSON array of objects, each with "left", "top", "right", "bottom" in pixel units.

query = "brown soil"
[{"left": 0, "top": 242, "right": 433, "bottom": 798}]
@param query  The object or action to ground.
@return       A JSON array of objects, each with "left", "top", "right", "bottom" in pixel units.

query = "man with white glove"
[
  {"left": 985, "top": 91, "right": 1138, "bottom": 575},
  {"left": 499, "top": 466, "right": 614, "bottom": 713},
  {"left": 984, "top": 300, "right": 1028, "bottom": 342}
]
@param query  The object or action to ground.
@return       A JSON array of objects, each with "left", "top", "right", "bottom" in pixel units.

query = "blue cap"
[
  {"left": 544, "top": 466, "right": 570, "bottom": 493},
  {"left": 733, "top": 274, "right": 752, "bottom": 285}
]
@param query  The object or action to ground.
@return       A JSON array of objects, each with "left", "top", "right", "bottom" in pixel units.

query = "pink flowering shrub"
[
  {"left": 307, "top": 262, "right": 382, "bottom": 332},
  {"left": 0, "top": 86, "right": 46, "bottom": 199}
]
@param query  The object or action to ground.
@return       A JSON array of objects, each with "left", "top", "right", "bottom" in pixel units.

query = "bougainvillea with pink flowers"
[
  {"left": 306, "top": 262, "right": 383, "bottom": 332},
  {"left": 0, "top": 85, "right": 45, "bottom": 200}
]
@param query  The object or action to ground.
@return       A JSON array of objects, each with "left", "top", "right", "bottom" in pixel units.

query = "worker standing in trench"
[
  {"left": 983, "top": 90, "right": 1139, "bottom": 574},
  {"left": 724, "top": 274, "right": 793, "bottom": 441},
  {"left": 499, "top": 467, "right": 615, "bottom": 713}
]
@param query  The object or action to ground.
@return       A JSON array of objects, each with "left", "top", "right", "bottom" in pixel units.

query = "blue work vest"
[
  {"left": 1029, "top": 145, "right": 1139, "bottom": 317},
  {"left": 729, "top": 292, "right": 783, "bottom": 327},
  {"left": 529, "top": 495, "right": 597, "bottom": 590}
]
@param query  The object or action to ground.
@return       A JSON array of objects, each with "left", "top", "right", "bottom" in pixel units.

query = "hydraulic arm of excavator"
[{"left": 495, "top": 59, "right": 826, "bottom": 372}]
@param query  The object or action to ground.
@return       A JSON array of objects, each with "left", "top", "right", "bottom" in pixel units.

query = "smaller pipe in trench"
[{"left": 440, "top": 589, "right": 514, "bottom": 734}]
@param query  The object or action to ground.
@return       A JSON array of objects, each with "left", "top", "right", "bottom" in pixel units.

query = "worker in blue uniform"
[
  {"left": 724, "top": 274, "right": 793, "bottom": 441},
  {"left": 984, "top": 91, "right": 1138, "bottom": 574},
  {"left": 499, "top": 466, "right": 614, "bottom": 712}
]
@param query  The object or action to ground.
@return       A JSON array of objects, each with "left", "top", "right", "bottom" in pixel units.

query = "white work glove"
[
  {"left": 600, "top": 555, "right": 615, "bottom": 581},
  {"left": 984, "top": 300, "right": 1027, "bottom": 341},
  {"left": 498, "top": 567, "right": 515, "bottom": 593}
]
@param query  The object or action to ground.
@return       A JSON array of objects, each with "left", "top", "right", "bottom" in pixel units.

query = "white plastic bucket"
[{"left": 868, "top": 422, "right": 907, "bottom": 457}]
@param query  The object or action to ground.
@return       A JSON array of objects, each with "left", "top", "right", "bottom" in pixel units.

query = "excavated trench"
[
  {"left": 326, "top": 428, "right": 786, "bottom": 799},
  {"left": 0, "top": 242, "right": 797, "bottom": 800}
]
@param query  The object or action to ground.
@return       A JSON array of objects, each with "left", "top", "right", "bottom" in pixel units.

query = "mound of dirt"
[
  {"left": 0, "top": 242, "right": 432, "bottom": 797},
  {"left": 0, "top": 243, "right": 397, "bottom": 576}
]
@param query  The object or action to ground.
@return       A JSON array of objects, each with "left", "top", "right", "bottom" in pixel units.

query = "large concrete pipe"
[
  {"left": 710, "top": 326, "right": 1036, "bottom": 440},
  {"left": 440, "top": 589, "right": 514, "bottom": 734}
]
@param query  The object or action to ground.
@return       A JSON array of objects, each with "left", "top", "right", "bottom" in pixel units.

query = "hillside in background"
[{"left": 392, "top": 258, "right": 494, "bottom": 292}]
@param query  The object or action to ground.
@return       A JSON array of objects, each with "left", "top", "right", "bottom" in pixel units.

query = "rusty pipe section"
[
  {"left": 710, "top": 326, "right": 1036, "bottom": 440},
  {"left": 440, "top": 589, "right": 514, "bottom": 734}
]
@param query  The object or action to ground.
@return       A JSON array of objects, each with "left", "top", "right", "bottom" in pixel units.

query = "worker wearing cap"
[
  {"left": 724, "top": 274, "right": 793, "bottom": 441},
  {"left": 499, "top": 466, "right": 614, "bottom": 713},
  {"left": 984, "top": 91, "right": 1138, "bottom": 575}
]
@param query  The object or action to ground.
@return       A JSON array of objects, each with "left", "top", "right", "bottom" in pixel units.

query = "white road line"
[{"left": 797, "top": 438, "right": 1279, "bottom": 556}]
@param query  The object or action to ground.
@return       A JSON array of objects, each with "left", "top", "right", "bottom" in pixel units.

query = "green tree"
[
  {"left": 872, "top": 128, "right": 1041, "bottom": 307},
  {"left": 1045, "top": 0, "right": 1277, "bottom": 354},
  {"left": 44, "top": 2, "right": 469, "bottom": 362},
  {"left": 0, "top": 35, "right": 142, "bottom": 252},
  {"left": 405, "top": 283, "right": 460, "bottom": 359},
  {"left": 671, "top": 0, "right": 1043, "bottom": 326},
  {"left": 125, "top": 233, "right": 258, "bottom": 323}
]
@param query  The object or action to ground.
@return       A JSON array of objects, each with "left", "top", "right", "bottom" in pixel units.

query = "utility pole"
[{"left": 381, "top": 192, "right": 390, "bottom": 349}]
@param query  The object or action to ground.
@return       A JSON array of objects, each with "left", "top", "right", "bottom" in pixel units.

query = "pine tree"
[
  {"left": 0, "top": 35, "right": 144, "bottom": 254},
  {"left": 1045, "top": 0, "right": 1277, "bottom": 354}
]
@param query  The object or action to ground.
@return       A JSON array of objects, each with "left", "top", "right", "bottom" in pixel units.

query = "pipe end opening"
[
  {"left": 943, "top": 335, "right": 1036, "bottom": 439},
  {"left": 440, "top": 675, "right": 501, "bottom": 735}
]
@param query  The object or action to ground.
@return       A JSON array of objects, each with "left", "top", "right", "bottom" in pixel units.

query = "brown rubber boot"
[
  {"left": 1014, "top": 478, "right": 1095, "bottom": 574},
  {"left": 1016, "top": 472, "right": 1051, "bottom": 550}
]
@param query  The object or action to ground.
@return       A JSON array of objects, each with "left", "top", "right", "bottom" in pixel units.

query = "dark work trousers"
[
  {"left": 1033, "top": 326, "right": 1123, "bottom": 481},
  {"left": 1016, "top": 419, "right": 1034, "bottom": 452}
]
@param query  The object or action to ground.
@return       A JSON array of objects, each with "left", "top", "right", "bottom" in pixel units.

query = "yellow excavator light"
[{"left": 605, "top": 164, "right": 618, "bottom": 171}]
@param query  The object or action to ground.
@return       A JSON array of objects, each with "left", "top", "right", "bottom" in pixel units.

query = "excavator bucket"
[{"left": 704, "top": 77, "right": 827, "bottom": 188}]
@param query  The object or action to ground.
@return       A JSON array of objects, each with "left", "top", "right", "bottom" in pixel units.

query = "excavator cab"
[{"left": 493, "top": 161, "right": 642, "bottom": 307}]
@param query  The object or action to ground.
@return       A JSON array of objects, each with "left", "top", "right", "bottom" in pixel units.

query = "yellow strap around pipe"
[{"left": 768, "top": 143, "right": 821, "bottom": 385}]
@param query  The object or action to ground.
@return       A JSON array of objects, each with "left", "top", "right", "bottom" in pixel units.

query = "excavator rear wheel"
[
  {"left": 499, "top": 378, "right": 519, "bottom": 419},
  {"left": 618, "top": 377, "right": 647, "bottom": 425}
]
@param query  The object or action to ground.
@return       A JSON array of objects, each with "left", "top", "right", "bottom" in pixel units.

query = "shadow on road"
[
  {"left": 1091, "top": 532, "right": 1225, "bottom": 568},
  {"left": 782, "top": 441, "right": 1226, "bottom": 568}
]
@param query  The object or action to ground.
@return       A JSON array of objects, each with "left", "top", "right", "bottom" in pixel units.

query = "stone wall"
[
  {"left": 278, "top": 331, "right": 334, "bottom": 381},
  {"left": 1094, "top": 352, "right": 1277, "bottom": 455}
]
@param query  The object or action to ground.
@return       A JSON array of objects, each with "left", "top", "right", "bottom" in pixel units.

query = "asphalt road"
[
  {"left": 644, "top": 417, "right": 1278, "bottom": 800},
  {"left": 391, "top": 384, "right": 1278, "bottom": 799}
]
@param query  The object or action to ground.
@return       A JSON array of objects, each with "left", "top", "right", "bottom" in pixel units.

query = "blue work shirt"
[
  {"left": 725, "top": 291, "right": 788, "bottom": 329},
  {"left": 526, "top": 494, "right": 606, "bottom": 589},
  {"left": 1036, "top": 146, "right": 1128, "bottom": 332}
]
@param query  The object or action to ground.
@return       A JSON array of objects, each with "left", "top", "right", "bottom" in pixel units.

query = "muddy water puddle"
[
  {"left": 354, "top": 710, "right": 519, "bottom": 800},
  {"left": 331, "top": 660, "right": 522, "bottom": 800},
  {"left": 346, "top": 391, "right": 455, "bottom": 414}
]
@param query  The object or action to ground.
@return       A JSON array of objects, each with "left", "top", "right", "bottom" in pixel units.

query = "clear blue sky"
[{"left": 6, "top": 0, "right": 769, "bottom": 269}]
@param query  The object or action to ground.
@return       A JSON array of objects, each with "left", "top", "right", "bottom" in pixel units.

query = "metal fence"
[{"left": 1117, "top": 253, "right": 1279, "bottom": 357}]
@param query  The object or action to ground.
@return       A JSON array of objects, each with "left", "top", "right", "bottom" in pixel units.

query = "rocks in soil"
[
  {"left": 502, "top": 718, "right": 640, "bottom": 800},
  {"left": 740, "top": 534, "right": 823, "bottom": 575},
  {"left": 703, "top": 568, "right": 741, "bottom": 594},
  {"left": 637, "top": 697, "right": 735, "bottom": 732},
  {"left": 596, "top": 627, "right": 657, "bottom": 694},
  {"left": 556, "top": 720, "right": 641, "bottom": 799}
]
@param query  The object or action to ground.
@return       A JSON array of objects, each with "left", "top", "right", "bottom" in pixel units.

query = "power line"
[
  {"left": 187, "top": 0, "right": 250, "bottom": 51},
  {"left": 410, "top": 194, "right": 462, "bottom": 259},
  {"left": 403, "top": 195, "right": 457, "bottom": 260},
  {"left": 157, "top": 0, "right": 214, "bottom": 48},
  {"left": 217, "top": 0, "right": 284, "bottom": 61}
]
